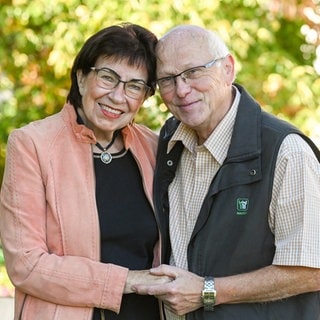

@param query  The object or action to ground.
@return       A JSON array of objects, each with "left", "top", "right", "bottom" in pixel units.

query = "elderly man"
[{"left": 134, "top": 25, "right": 320, "bottom": 320}]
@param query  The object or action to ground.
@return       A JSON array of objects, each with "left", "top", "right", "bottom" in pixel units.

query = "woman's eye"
[{"left": 127, "top": 82, "right": 144, "bottom": 92}]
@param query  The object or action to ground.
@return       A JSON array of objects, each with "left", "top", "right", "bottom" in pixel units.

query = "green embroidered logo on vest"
[{"left": 236, "top": 198, "right": 249, "bottom": 215}]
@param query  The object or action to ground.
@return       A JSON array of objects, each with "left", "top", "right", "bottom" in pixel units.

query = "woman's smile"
[{"left": 99, "top": 102, "right": 123, "bottom": 118}]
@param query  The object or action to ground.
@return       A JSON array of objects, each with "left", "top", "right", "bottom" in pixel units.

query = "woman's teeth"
[{"left": 100, "top": 104, "right": 122, "bottom": 115}]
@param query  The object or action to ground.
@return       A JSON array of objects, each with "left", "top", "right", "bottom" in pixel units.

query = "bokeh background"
[{"left": 0, "top": 0, "right": 319, "bottom": 296}]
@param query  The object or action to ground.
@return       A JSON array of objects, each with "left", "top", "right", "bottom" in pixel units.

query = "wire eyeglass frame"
[{"left": 156, "top": 56, "right": 226, "bottom": 93}]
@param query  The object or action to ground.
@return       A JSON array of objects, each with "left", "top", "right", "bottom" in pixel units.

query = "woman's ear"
[
  {"left": 76, "top": 70, "right": 85, "bottom": 96},
  {"left": 144, "top": 85, "right": 155, "bottom": 100}
]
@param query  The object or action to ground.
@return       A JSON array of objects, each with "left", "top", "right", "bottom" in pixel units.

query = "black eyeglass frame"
[{"left": 90, "top": 67, "right": 151, "bottom": 99}]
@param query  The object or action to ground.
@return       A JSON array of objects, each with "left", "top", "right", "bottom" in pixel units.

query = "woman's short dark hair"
[{"left": 67, "top": 23, "right": 158, "bottom": 108}]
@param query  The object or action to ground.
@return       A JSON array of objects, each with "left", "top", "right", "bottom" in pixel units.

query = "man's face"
[{"left": 156, "top": 32, "right": 234, "bottom": 142}]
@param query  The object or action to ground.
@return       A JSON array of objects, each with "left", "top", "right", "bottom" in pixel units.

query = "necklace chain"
[{"left": 95, "top": 130, "right": 119, "bottom": 164}]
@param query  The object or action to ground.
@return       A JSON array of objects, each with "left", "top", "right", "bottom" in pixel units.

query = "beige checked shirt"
[{"left": 164, "top": 88, "right": 320, "bottom": 320}]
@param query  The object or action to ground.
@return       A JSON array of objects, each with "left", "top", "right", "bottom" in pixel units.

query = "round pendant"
[{"left": 100, "top": 151, "right": 112, "bottom": 164}]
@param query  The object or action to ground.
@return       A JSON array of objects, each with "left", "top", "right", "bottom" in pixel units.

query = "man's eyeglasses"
[
  {"left": 90, "top": 67, "right": 151, "bottom": 100},
  {"left": 156, "top": 57, "right": 226, "bottom": 94}
]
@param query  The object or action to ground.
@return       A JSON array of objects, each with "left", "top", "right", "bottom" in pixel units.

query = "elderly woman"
[{"left": 0, "top": 23, "right": 168, "bottom": 320}]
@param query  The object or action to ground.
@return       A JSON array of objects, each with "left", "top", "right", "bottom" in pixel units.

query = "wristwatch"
[{"left": 201, "top": 276, "right": 216, "bottom": 311}]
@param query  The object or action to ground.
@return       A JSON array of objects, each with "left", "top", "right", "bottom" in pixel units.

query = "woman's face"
[{"left": 77, "top": 56, "right": 149, "bottom": 140}]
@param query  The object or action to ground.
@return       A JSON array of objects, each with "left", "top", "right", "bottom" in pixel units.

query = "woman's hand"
[{"left": 125, "top": 269, "right": 173, "bottom": 294}]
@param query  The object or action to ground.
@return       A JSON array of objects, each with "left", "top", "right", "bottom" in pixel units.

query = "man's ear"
[
  {"left": 224, "top": 54, "right": 236, "bottom": 85},
  {"left": 76, "top": 70, "right": 85, "bottom": 95}
]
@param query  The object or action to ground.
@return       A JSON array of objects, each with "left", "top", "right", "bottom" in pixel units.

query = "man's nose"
[{"left": 174, "top": 75, "right": 191, "bottom": 97}]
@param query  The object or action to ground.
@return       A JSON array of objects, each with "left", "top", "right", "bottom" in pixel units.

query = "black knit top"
[{"left": 92, "top": 148, "right": 160, "bottom": 320}]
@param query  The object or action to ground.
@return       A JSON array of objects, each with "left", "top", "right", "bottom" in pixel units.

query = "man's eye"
[
  {"left": 184, "top": 67, "right": 203, "bottom": 79},
  {"left": 158, "top": 77, "right": 173, "bottom": 86}
]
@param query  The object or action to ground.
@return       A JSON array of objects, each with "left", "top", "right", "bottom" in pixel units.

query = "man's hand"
[
  {"left": 125, "top": 269, "right": 172, "bottom": 294},
  {"left": 132, "top": 264, "right": 204, "bottom": 316}
]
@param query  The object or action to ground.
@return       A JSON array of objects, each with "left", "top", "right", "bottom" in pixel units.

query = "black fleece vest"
[{"left": 154, "top": 84, "right": 320, "bottom": 320}]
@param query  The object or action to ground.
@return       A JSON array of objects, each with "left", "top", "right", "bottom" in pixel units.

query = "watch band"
[{"left": 202, "top": 276, "right": 216, "bottom": 311}]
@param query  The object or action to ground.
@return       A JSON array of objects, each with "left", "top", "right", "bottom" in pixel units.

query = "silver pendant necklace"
[{"left": 95, "top": 131, "right": 119, "bottom": 164}]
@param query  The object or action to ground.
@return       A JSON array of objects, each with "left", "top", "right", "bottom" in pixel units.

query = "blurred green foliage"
[
  {"left": 0, "top": 248, "right": 4, "bottom": 265},
  {"left": 0, "top": 0, "right": 320, "bottom": 186}
]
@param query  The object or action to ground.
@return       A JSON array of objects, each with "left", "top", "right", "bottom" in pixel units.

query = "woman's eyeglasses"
[{"left": 91, "top": 67, "right": 150, "bottom": 100}]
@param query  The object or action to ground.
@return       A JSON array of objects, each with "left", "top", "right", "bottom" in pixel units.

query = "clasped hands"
[{"left": 129, "top": 265, "right": 204, "bottom": 316}]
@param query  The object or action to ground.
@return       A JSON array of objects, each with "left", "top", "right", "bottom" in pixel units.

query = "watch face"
[{"left": 203, "top": 291, "right": 216, "bottom": 302}]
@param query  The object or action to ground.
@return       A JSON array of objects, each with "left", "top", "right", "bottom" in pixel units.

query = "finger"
[
  {"left": 150, "top": 264, "right": 178, "bottom": 278},
  {"left": 132, "top": 283, "right": 170, "bottom": 295},
  {"left": 162, "top": 301, "right": 175, "bottom": 314}
]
